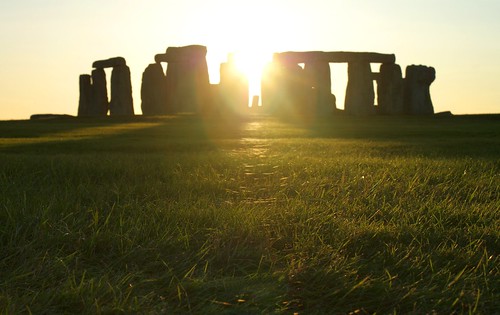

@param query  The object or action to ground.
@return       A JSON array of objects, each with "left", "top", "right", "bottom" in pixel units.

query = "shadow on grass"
[{"left": 0, "top": 114, "right": 499, "bottom": 159}]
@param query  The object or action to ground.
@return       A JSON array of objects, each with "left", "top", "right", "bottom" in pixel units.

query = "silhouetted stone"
[
  {"left": 30, "top": 114, "right": 75, "bottom": 120},
  {"left": 92, "top": 57, "right": 126, "bottom": 69},
  {"left": 78, "top": 74, "right": 92, "bottom": 116},
  {"left": 161, "top": 45, "right": 210, "bottom": 113},
  {"left": 345, "top": 62, "right": 375, "bottom": 115},
  {"left": 165, "top": 62, "right": 180, "bottom": 112},
  {"left": 274, "top": 51, "right": 396, "bottom": 64},
  {"left": 110, "top": 65, "right": 134, "bottom": 116},
  {"left": 404, "top": 65, "right": 435, "bottom": 115},
  {"left": 304, "top": 61, "right": 335, "bottom": 114},
  {"left": 261, "top": 61, "right": 313, "bottom": 117},
  {"left": 91, "top": 68, "right": 108, "bottom": 116},
  {"left": 264, "top": 51, "right": 395, "bottom": 117},
  {"left": 277, "top": 62, "right": 311, "bottom": 117},
  {"left": 155, "top": 45, "right": 207, "bottom": 63},
  {"left": 219, "top": 55, "right": 249, "bottom": 115},
  {"left": 191, "top": 57, "right": 210, "bottom": 113},
  {"left": 378, "top": 63, "right": 404, "bottom": 114},
  {"left": 304, "top": 61, "right": 331, "bottom": 91},
  {"left": 141, "top": 63, "right": 168, "bottom": 115}
]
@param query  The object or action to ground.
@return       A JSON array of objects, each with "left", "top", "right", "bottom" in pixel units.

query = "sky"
[{"left": 0, "top": 0, "right": 499, "bottom": 120}]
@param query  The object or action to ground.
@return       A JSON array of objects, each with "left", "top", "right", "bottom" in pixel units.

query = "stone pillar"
[
  {"left": 172, "top": 61, "right": 194, "bottom": 112},
  {"left": 92, "top": 57, "right": 126, "bottom": 69},
  {"left": 304, "top": 61, "right": 335, "bottom": 115},
  {"left": 167, "top": 60, "right": 209, "bottom": 113},
  {"left": 161, "top": 45, "right": 211, "bottom": 114},
  {"left": 345, "top": 62, "right": 375, "bottom": 115},
  {"left": 141, "top": 63, "right": 168, "bottom": 115},
  {"left": 404, "top": 65, "right": 435, "bottom": 115},
  {"left": 261, "top": 61, "right": 309, "bottom": 117},
  {"left": 290, "top": 63, "right": 311, "bottom": 118},
  {"left": 193, "top": 57, "right": 211, "bottom": 113},
  {"left": 165, "top": 62, "right": 179, "bottom": 113},
  {"left": 304, "top": 61, "right": 331, "bottom": 91},
  {"left": 278, "top": 62, "right": 301, "bottom": 116},
  {"left": 110, "top": 65, "right": 134, "bottom": 116},
  {"left": 78, "top": 74, "right": 92, "bottom": 116},
  {"left": 91, "top": 68, "right": 108, "bottom": 116},
  {"left": 404, "top": 65, "right": 436, "bottom": 115},
  {"left": 378, "top": 63, "right": 404, "bottom": 114}
]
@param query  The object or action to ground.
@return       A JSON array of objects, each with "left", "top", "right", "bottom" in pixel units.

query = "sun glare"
[
  {"left": 203, "top": 3, "right": 285, "bottom": 106},
  {"left": 231, "top": 51, "right": 272, "bottom": 105}
]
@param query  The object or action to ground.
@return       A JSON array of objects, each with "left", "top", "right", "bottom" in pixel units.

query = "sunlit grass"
[{"left": 0, "top": 114, "right": 498, "bottom": 313}]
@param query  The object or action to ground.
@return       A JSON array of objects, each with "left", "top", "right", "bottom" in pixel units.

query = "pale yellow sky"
[{"left": 0, "top": 0, "right": 499, "bottom": 119}]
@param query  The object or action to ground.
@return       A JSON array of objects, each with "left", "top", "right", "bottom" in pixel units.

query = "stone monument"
[
  {"left": 404, "top": 65, "right": 436, "bottom": 115},
  {"left": 141, "top": 63, "right": 168, "bottom": 115},
  {"left": 78, "top": 56, "right": 134, "bottom": 116},
  {"left": 155, "top": 45, "right": 210, "bottom": 113}
]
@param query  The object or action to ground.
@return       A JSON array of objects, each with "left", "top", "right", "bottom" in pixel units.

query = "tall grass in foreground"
[{"left": 0, "top": 115, "right": 499, "bottom": 314}]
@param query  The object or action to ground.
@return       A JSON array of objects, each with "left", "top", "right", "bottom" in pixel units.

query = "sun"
[
  {"left": 203, "top": 3, "right": 298, "bottom": 105},
  {"left": 206, "top": 45, "right": 274, "bottom": 106}
]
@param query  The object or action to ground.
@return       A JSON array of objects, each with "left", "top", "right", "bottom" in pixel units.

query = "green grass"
[{"left": 0, "top": 114, "right": 499, "bottom": 314}]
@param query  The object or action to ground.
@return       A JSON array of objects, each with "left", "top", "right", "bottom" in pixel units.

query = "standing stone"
[
  {"left": 281, "top": 62, "right": 310, "bottom": 118},
  {"left": 110, "top": 65, "right": 134, "bottom": 116},
  {"left": 165, "top": 62, "right": 180, "bottom": 113},
  {"left": 345, "top": 62, "right": 375, "bottom": 115},
  {"left": 261, "top": 61, "right": 310, "bottom": 117},
  {"left": 169, "top": 61, "right": 198, "bottom": 112},
  {"left": 404, "top": 65, "right": 435, "bottom": 115},
  {"left": 163, "top": 45, "right": 210, "bottom": 113},
  {"left": 91, "top": 68, "right": 108, "bottom": 116},
  {"left": 304, "top": 61, "right": 335, "bottom": 115},
  {"left": 193, "top": 56, "right": 211, "bottom": 113},
  {"left": 289, "top": 63, "right": 311, "bottom": 118},
  {"left": 304, "top": 61, "right": 331, "bottom": 91},
  {"left": 378, "top": 63, "right": 404, "bottom": 114},
  {"left": 141, "top": 63, "right": 168, "bottom": 115},
  {"left": 78, "top": 74, "right": 92, "bottom": 116}
]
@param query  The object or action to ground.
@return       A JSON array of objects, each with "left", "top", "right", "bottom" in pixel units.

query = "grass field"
[{"left": 0, "top": 114, "right": 499, "bottom": 314}]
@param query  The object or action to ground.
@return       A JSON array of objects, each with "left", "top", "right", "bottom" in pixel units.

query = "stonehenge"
[
  {"left": 263, "top": 51, "right": 435, "bottom": 116},
  {"left": 264, "top": 51, "right": 390, "bottom": 116},
  {"left": 78, "top": 56, "right": 134, "bottom": 117},
  {"left": 78, "top": 47, "right": 437, "bottom": 118},
  {"left": 273, "top": 51, "right": 396, "bottom": 64}
]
